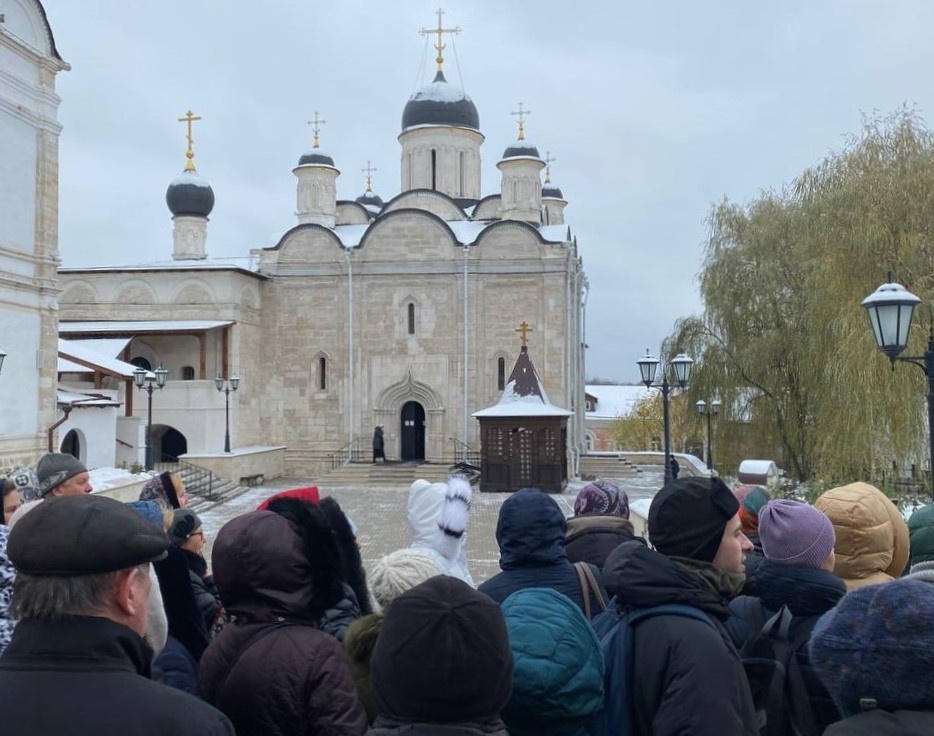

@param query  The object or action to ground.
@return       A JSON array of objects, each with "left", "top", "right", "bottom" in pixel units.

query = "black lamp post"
[
  {"left": 133, "top": 364, "right": 168, "bottom": 470},
  {"left": 695, "top": 398, "right": 721, "bottom": 471},
  {"left": 637, "top": 349, "right": 694, "bottom": 484},
  {"left": 862, "top": 279, "right": 934, "bottom": 499},
  {"left": 215, "top": 375, "right": 241, "bottom": 453}
]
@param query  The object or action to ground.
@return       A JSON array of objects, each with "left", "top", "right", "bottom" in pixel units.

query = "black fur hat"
[{"left": 318, "top": 496, "right": 372, "bottom": 615}]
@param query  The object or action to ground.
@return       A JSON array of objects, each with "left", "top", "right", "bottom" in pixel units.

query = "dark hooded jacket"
[
  {"left": 478, "top": 488, "right": 607, "bottom": 615},
  {"left": 565, "top": 514, "right": 642, "bottom": 571},
  {"left": 822, "top": 710, "right": 934, "bottom": 735},
  {"left": 198, "top": 504, "right": 367, "bottom": 736},
  {"left": 727, "top": 558, "right": 846, "bottom": 733},
  {"left": 602, "top": 541, "right": 758, "bottom": 736},
  {"left": 0, "top": 616, "right": 233, "bottom": 736}
]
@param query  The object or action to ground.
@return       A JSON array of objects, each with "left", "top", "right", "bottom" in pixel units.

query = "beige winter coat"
[{"left": 814, "top": 482, "right": 910, "bottom": 590}]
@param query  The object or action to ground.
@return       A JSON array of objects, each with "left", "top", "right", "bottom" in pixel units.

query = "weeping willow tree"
[{"left": 667, "top": 109, "right": 934, "bottom": 483}]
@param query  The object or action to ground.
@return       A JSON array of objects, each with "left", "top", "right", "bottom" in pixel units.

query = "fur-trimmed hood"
[{"left": 407, "top": 477, "right": 474, "bottom": 586}]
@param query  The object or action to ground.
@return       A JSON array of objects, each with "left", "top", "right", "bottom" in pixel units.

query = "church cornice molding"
[
  {"left": 357, "top": 208, "right": 461, "bottom": 251},
  {"left": 473, "top": 219, "right": 552, "bottom": 248}
]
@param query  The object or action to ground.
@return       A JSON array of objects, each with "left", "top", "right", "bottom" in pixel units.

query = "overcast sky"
[{"left": 40, "top": 1, "right": 934, "bottom": 383}]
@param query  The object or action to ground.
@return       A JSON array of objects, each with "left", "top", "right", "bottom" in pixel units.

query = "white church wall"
[
  {"left": 358, "top": 213, "right": 455, "bottom": 261},
  {"left": 58, "top": 404, "right": 118, "bottom": 469}
]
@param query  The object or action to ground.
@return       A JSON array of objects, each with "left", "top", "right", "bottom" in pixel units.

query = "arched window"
[
  {"left": 431, "top": 149, "right": 437, "bottom": 190},
  {"left": 181, "top": 365, "right": 195, "bottom": 380},
  {"left": 407, "top": 303, "right": 416, "bottom": 335},
  {"left": 130, "top": 357, "right": 152, "bottom": 371},
  {"left": 497, "top": 357, "right": 506, "bottom": 391},
  {"left": 318, "top": 357, "right": 327, "bottom": 391},
  {"left": 459, "top": 151, "right": 466, "bottom": 195}
]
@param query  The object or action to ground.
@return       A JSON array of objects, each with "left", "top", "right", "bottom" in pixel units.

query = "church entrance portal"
[{"left": 400, "top": 401, "right": 425, "bottom": 461}]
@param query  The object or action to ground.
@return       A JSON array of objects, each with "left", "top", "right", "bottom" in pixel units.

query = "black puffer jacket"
[
  {"left": 478, "top": 488, "right": 607, "bottom": 614},
  {"left": 198, "top": 508, "right": 366, "bottom": 736},
  {"left": 726, "top": 558, "right": 846, "bottom": 734},
  {"left": 565, "top": 514, "right": 642, "bottom": 570},
  {"left": 181, "top": 548, "right": 222, "bottom": 632},
  {"left": 602, "top": 541, "right": 758, "bottom": 736},
  {"left": 0, "top": 616, "right": 232, "bottom": 736},
  {"left": 823, "top": 710, "right": 934, "bottom": 735}
]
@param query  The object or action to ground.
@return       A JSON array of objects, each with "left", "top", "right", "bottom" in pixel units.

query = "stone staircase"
[
  {"left": 156, "top": 461, "right": 251, "bottom": 513},
  {"left": 317, "top": 461, "right": 452, "bottom": 488},
  {"left": 578, "top": 454, "right": 642, "bottom": 480}
]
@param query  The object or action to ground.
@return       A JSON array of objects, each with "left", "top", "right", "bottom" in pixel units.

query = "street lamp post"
[
  {"left": 133, "top": 364, "right": 168, "bottom": 470},
  {"left": 637, "top": 349, "right": 694, "bottom": 485},
  {"left": 215, "top": 375, "right": 241, "bottom": 453},
  {"left": 862, "top": 279, "right": 934, "bottom": 499},
  {"left": 695, "top": 398, "right": 721, "bottom": 472}
]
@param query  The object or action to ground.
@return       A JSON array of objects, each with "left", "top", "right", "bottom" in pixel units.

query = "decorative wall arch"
[
  {"left": 61, "top": 281, "right": 99, "bottom": 305},
  {"left": 116, "top": 280, "right": 157, "bottom": 305},
  {"left": 381, "top": 189, "right": 467, "bottom": 221},
  {"left": 374, "top": 367, "right": 444, "bottom": 412},
  {"left": 173, "top": 279, "right": 216, "bottom": 305},
  {"left": 239, "top": 284, "right": 260, "bottom": 309}
]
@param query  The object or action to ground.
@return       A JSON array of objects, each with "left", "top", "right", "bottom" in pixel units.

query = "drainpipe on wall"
[
  {"left": 346, "top": 246, "right": 354, "bottom": 448},
  {"left": 462, "top": 243, "right": 469, "bottom": 462},
  {"left": 47, "top": 406, "right": 73, "bottom": 452}
]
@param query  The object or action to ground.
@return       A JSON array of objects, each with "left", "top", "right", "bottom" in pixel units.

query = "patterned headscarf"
[
  {"left": 574, "top": 479, "right": 629, "bottom": 519},
  {"left": 733, "top": 484, "right": 771, "bottom": 534},
  {"left": 139, "top": 473, "right": 181, "bottom": 509}
]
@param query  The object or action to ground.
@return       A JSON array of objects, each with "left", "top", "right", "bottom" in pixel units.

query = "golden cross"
[
  {"left": 515, "top": 321, "right": 533, "bottom": 347},
  {"left": 361, "top": 161, "right": 377, "bottom": 191},
  {"left": 544, "top": 151, "right": 556, "bottom": 183},
  {"left": 177, "top": 110, "right": 201, "bottom": 171},
  {"left": 308, "top": 112, "right": 326, "bottom": 149},
  {"left": 511, "top": 102, "right": 531, "bottom": 141},
  {"left": 419, "top": 8, "right": 460, "bottom": 72}
]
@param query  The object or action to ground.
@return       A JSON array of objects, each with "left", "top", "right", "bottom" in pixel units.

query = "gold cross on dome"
[
  {"left": 515, "top": 321, "right": 533, "bottom": 347},
  {"left": 511, "top": 102, "right": 531, "bottom": 141},
  {"left": 362, "top": 161, "right": 377, "bottom": 191},
  {"left": 544, "top": 151, "right": 556, "bottom": 183},
  {"left": 308, "top": 112, "right": 327, "bottom": 149},
  {"left": 177, "top": 110, "right": 202, "bottom": 171},
  {"left": 419, "top": 8, "right": 461, "bottom": 72}
]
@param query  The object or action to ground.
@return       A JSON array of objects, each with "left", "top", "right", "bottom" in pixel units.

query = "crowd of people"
[{"left": 0, "top": 453, "right": 933, "bottom": 735}]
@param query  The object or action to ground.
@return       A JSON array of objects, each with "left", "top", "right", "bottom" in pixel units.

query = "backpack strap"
[
  {"left": 581, "top": 563, "right": 608, "bottom": 614},
  {"left": 574, "top": 562, "right": 592, "bottom": 619}
]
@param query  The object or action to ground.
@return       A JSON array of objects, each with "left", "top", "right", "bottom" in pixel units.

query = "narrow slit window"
[
  {"left": 431, "top": 150, "right": 437, "bottom": 190},
  {"left": 497, "top": 357, "right": 506, "bottom": 391},
  {"left": 318, "top": 357, "right": 327, "bottom": 391},
  {"left": 459, "top": 151, "right": 466, "bottom": 195},
  {"left": 407, "top": 303, "right": 416, "bottom": 335}
]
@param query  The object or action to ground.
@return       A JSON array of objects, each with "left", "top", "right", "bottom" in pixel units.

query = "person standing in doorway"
[{"left": 373, "top": 426, "right": 385, "bottom": 464}]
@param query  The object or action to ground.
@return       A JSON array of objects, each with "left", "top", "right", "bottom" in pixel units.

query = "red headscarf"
[{"left": 256, "top": 486, "right": 320, "bottom": 511}]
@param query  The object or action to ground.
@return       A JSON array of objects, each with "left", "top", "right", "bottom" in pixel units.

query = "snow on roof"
[
  {"left": 58, "top": 339, "right": 139, "bottom": 378},
  {"left": 57, "top": 385, "right": 120, "bottom": 407},
  {"left": 58, "top": 357, "right": 93, "bottom": 373},
  {"left": 61, "top": 320, "right": 233, "bottom": 335},
  {"left": 59, "top": 257, "right": 260, "bottom": 274},
  {"left": 585, "top": 385, "right": 654, "bottom": 419},
  {"left": 539, "top": 225, "right": 570, "bottom": 242},
  {"left": 445, "top": 220, "right": 493, "bottom": 243},
  {"left": 169, "top": 170, "right": 212, "bottom": 188},
  {"left": 738, "top": 459, "right": 780, "bottom": 475},
  {"left": 333, "top": 223, "right": 371, "bottom": 247},
  {"left": 66, "top": 338, "right": 131, "bottom": 358},
  {"left": 473, "top": 379, "right": 572, "bottom": 418},
  {"left": 409, "top": 80, "right": 472, "bottom": 103}
]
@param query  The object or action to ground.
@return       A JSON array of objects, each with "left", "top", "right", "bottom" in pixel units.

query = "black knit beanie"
[
  {"left": 371, "top": 575, "right": 513, "bottom": 723},
  {"left": 649, "top": 476, "right": 739, "bottom": 563}
]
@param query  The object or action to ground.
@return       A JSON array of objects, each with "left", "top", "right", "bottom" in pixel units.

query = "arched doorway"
[
  {"left": 400, "top": 401, "right": 426, "bottom": 461},
  {"left": 61, "top": 429, "right": 81, "bottom": 461},
  {"left": 155, "top": 426, "right": 188, "bottom": 463}
]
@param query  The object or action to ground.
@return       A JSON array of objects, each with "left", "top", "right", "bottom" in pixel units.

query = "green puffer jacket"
[
  {"left": 500, "top": 587, "right": 604, "bottom": 736},
  {"left": 344, "top": 613, "right": 383, "bottom": 724}
]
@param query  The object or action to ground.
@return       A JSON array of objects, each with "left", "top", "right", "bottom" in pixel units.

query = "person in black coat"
[
  {"left": 0, "top": 495, "right": 233, "bottom": 735},
  {"left": 168, "top": 508, "right": 222, "bottom": 633},
  {"left": 726, "top": 499, "right": 845, "bottom": 733},
  {"left": 565, "top": 479, "right": 643, "bottom": 570},
  {"left": 373, "top": 426, "right": 385, "bottom": 463},
  {"left": 478, "top": 488, "right": 607, "bottom": 615},
  {"left": 602, "top": 477, "right": 757, "bottom": 736}
]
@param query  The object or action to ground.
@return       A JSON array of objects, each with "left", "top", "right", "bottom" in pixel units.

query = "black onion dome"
[
  {"left": 355, "top": 190, "right": 384, "bottom": 208},
  {"left": 502, "top": 140, "right": 541, "bottom": 159},
  {"left": 401, "top": 70, "right": 479, "bottom": 131},
  {"left": 297, "top": 150, "right": 336, "bottom": 167},
  {"left": 166, "top": 169, "right": 215, "bottom": 217},
  {"left": 542, "top": 182, "right": 564, "bottom": 198}
]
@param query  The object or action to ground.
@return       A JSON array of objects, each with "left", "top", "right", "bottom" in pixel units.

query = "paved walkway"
[{"left": 198, "top": 468, "right": 665, "bottom": 585}]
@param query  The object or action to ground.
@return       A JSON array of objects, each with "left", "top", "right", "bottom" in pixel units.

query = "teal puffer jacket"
[{"left": 500, "top": 587, "right": 604, "bottom": 736}]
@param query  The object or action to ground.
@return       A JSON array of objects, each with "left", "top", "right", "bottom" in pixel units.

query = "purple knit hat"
[
  {"left": 574, "top": 480, "right": 629, "bottom": 519},
  {"left": 758, "top": 500, "right": 835, "bottom": 569}
]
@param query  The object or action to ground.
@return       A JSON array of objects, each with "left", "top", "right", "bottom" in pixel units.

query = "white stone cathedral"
[{"left": 57, "top": 20, "right": 588, "bottom": 477}]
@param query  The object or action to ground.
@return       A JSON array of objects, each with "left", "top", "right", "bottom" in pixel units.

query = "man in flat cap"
[
  {"left": 35, "top": 451, "right": 93, "bottom": 497},
  {"left": 0, "top": 495, "right": 233, "bottom": 736},
  {"left": 599, "top": 476, "right": 758, "bottom": 736}
]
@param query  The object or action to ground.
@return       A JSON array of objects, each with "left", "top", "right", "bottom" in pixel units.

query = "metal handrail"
[
  {"left": 448, "top": 436, "right": 481, "bottom": 466},
  {"left": 327, "top": 436, "right": 364, "bottom": 470}
]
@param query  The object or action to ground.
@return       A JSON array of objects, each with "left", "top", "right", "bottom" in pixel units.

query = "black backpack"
[{"left": 740, "top": 604, "right": 819, "bottom": 736}]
